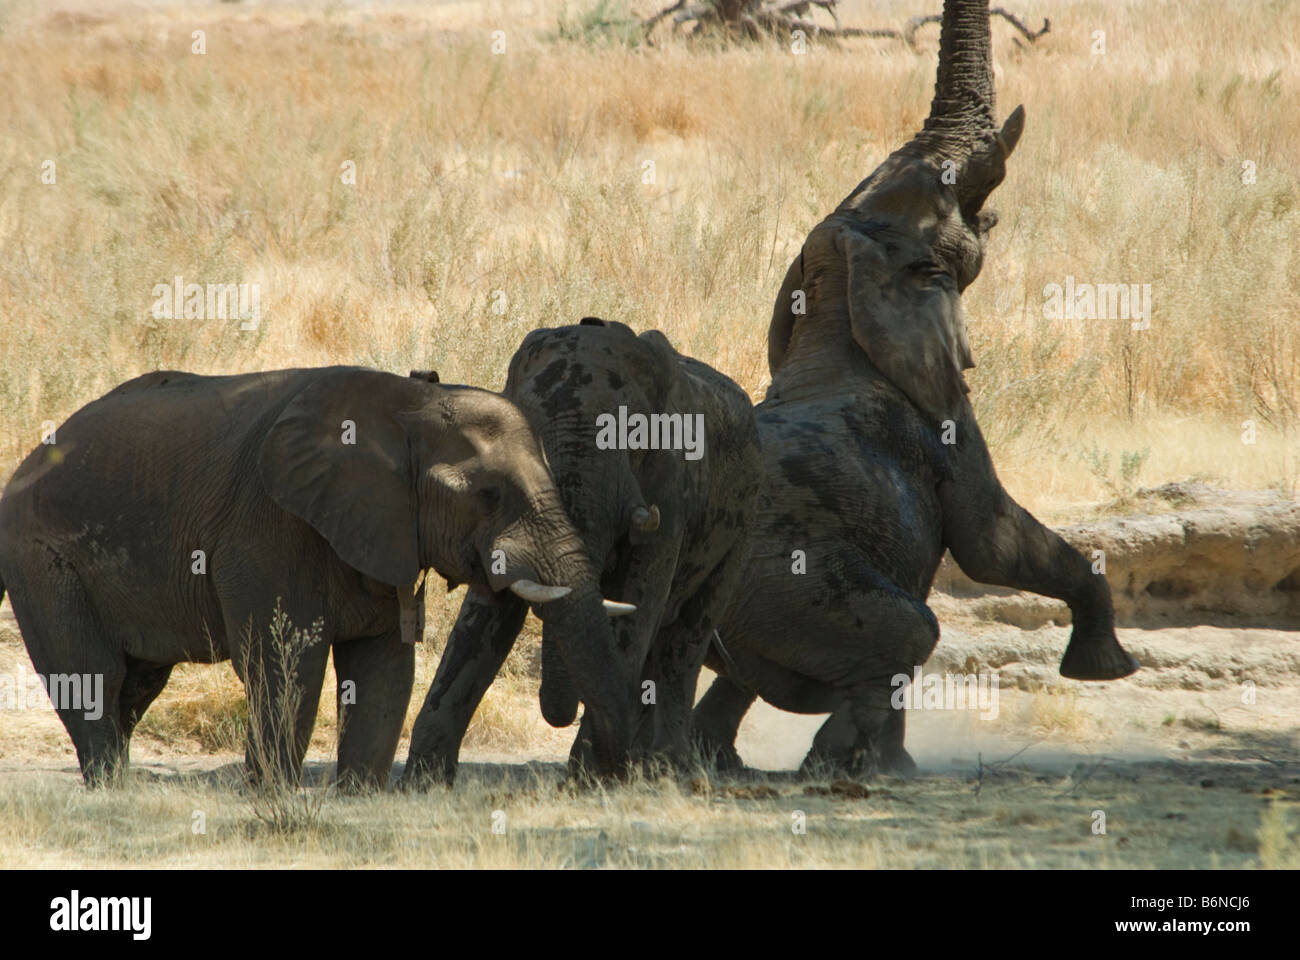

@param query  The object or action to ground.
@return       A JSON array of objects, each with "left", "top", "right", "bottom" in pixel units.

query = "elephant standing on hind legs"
[
  {"left": 693, "top": 0, "right": 1139, "bottom": 779},
  {"left": 401, "top": 319, "right": 761, "bottom": 786},
  {"left": 0, "top": 366, "right": 635, "bottom": 788}
]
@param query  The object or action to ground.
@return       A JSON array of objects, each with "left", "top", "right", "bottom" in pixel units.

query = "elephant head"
[
  {"left": 256, "top": 367, "right": 635, "bottom": 771},
  {"left": 768, "top": 0, "right": 1024, "bottom": 421},
  {"left": 500, "top": 320, "right": 683, "bottom": 735}
]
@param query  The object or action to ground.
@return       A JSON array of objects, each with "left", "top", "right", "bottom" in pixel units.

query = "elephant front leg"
[
  {"left": 334, "top": 632, "right": 415, "bottom": 791},
  {"left": 236, "top": 614, "right": 331, "bottom": 787},
  {"left": 646, "top": 617, "right": 721, "bottom": 773},
  {"left": 401, "top": 593, "right": 527, "bottom": 789},
  {"left": 939, "top": 406, "right": 1139, "bottom": 681}
]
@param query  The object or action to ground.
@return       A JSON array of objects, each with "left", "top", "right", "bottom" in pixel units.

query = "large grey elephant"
[
  {"left": 402, "top": 319, "right": 760, "bottom": 785},
  {"left": 0, "top": 366, "right": 634, "bottom": 787},
  {"left": 693, "top": 0, "right": 1140, "bottom": 777}
]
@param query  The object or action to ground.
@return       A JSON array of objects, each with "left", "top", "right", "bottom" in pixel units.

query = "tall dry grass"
[{"left": 0, "top": 0, "right": 1296, "bottom": 523}]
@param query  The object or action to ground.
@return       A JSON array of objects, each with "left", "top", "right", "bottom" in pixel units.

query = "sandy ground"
[{"left": 2, "top": 596, "right": 1296, "bottom": 868}]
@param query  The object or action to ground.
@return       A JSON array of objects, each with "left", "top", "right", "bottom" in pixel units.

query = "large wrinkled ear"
[
  {"left": 259, "top": 371, "right": 423, "bottom": 587},
  {"left": 842, "top": 226, "right": 970, "bottom": 421},
  {"left": 768, "top": 252, "right": 805, "bottom": 375}
]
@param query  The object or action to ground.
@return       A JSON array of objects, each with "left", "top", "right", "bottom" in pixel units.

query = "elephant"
[
  {"left": 0, "top": 366, "right": 635, "bottom": 787},
  {"left": 401, "top": 318, "right": 761, "bottom": 785},
  {"left": 692, "top": 0, "right": 1140, "bottom": 778}
]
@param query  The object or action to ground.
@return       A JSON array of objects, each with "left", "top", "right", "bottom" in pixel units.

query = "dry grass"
[
  {"left": 0, "top": 0, "right": 1296, "bottom": 526},
  {"left": 1, "top": 754, "right": 1294, "bottom": 868}
]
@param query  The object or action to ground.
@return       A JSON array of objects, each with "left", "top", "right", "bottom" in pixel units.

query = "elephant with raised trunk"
[
  {"left": 694, "top": 0, "right": 1139, "bottom": 777},
  {"left": 402, "top": 319, "right": 760, "bottom": 785},
  {"left": 0, "top": 366, "right": 634, "bottom": 787}
]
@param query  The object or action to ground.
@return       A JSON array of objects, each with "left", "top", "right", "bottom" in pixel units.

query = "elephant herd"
[{"left": 0, "top": 0, "right": 1138, "bottom": 790}]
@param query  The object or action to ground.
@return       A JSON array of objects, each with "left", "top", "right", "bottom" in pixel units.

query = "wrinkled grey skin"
[
  {"left": 402, "top": 319, "right": 760, "bottom": 785},
  {"left": 0, "top": 366, "right": 630, "bottom": 787},
  {"left": 694, "top": 0, "right": 1139, "bottom": 778}
]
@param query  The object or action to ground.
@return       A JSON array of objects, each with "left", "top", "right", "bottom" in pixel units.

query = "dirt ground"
[{"left": 2, "top": 592, "right": 1296, "bottom": 868}]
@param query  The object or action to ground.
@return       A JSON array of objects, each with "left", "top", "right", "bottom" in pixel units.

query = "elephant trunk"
[
  {"left": 899, "top": 0, "right": 1016, "bottom": 219},
  {"left": 536, "top": 581, "right": 633, "bottom": 775},
  {"left": 539, "top": 617, "right": 580, "bottom": 726},
  {"left": 922, "top": 0, "right": 995, "bottom": 143},
  {"left": 517, "top": 499, "right": 633, "bottom": 775}
]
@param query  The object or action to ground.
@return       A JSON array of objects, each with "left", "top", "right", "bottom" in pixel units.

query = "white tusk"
[
  {"left": 603, "top": 599, "right": 637, "bottom": 617},
  {"left": 508, "top": 579, "right": 572, "bottom": 603}
]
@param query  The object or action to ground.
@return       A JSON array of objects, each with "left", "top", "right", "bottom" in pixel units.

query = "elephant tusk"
[
  {"left": 603, "top": 599, "right": 637, "bottom": 617},
  {"left": 508, "top": 579, "right": 572, "bottom": 603},
  {"left": 631, "top": 504, "right": 661, "bottom": 533}
]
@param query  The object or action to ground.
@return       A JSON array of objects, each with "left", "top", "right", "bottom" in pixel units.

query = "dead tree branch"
[{"left": 640, "top": 1, "right": 1050, "bottom": 48}]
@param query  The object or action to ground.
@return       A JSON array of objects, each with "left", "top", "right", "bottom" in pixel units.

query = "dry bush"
[{"left": 1020, "top": 684, "right": 1093, "bottom": 739}]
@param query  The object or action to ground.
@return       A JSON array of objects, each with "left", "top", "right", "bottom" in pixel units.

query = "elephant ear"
[
  {"left": 627, "top": 331, "right": 690, "bottom": 526},
  {"left": 841, "top": 226, "right": 971, "bottom": 421},
  {"left": 259, "top": 370, "right": 423, "bottom": 588},
  {"left": 767, "top": 252, "right": 805, "bottom": 375}
]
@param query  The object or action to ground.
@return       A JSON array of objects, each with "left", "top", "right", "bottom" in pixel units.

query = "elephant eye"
[
  {"left": 912, "top": 261, "right": 954, "bottom": 286},
  {"left": 478, "top": 486, "right": 501, "bottom": 510}
]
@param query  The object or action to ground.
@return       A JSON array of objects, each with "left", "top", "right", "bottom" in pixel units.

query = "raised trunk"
[
  {"left": 923, "top": 0, "right": 995, "bottom": 141},
  {"left": 837, "top": 0, "right": 998, "bottom": 210},
  {"left": 895, "top": 0, "right": 1006, "bottom": 218}
]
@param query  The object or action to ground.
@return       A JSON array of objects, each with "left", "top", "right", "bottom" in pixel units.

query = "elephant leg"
[
  {"left": 402, "top": 593, "right": 527, "bottom": 788},
  {"left": 7, "top": 561, "right": 127, "bottom": 786},
  {"left": 118, "top": 658, "right": 174, "bottom": 744},
  {"left": 692, "top": 675, "right": 756, "bottom": 773},
  {"left": 799, "top": 695, "right": 915, "bottom": 778},
  {"left": 799, "top": 701, "right": 856, "bottom": 777},
  {"left": 228, "top": 600, "right": 331, "bottom": 786},
  {"left": 333, "top": 632, "right": 414, "bottom": 792},
  {"left": 650, "top": 546, "right": 749, "bottom": 772},
  {"left": 878, "top": 702, "right": 915, "bottom": 775},
  {"left": 843, "top": 682, "right": 900, "bottom": 778},
  {"left": 738, "top": 552, "right": 936, "bottom": 778},
  {"left": 646, "top": 624, "right": 712, "bottom": 772},
  {"left": 939, "top": 406, "right": 1138, "bottom": 681}
]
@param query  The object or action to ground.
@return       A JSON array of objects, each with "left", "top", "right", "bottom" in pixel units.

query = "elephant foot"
[
  {"left": 333, "top": 768, "right": 389, "bottom": 795},
  {"left": 798, "top": 746, "right": 858, "bottom": 781},
  {"left": 1059, "top": 622, "right": 1140, "bottom": 681},
  {"left": 878, "top": 744, "right": 918, "bottom": 778},
  {"left": 564, "top": 760, "right": 619, "bottom": 789},
  {"left": 798, "top": 742, "right": 918, "bottom": 781},
  {"left": 692, "top": 737, "right": 745, "bottom": 777},
  {"left": 397, "top": 754, "right": 457, "bottom": 791}
]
